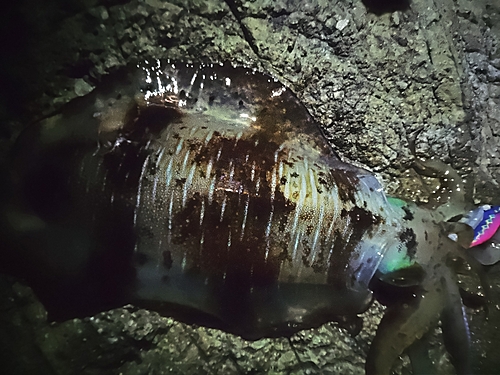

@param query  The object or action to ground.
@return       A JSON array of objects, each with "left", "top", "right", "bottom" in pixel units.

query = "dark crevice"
[
  {"left": 224, "top": 0, "right": 261, "bottom": 57},
  {"left": 362, "top": 0, "right": 411, "bottom": 15},
  {"left": 424, "top": 37, "right": 434, "bottom": 65}
]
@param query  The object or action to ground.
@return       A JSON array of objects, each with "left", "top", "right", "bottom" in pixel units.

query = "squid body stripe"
[
  {"left": 240, "top": 195, "right": 250, "bottom": 241},
  {"left": 164, "top": 157, "right": 174, "bottom": 188},
  {"left": 134, "top": 155, "right": 151, "bottom": 226},
  {"left": 310, "top": 203, "right": 325, "bottom": 264},
  {"left": 220, "top": 194, "right": 227, "bottom": 222},
  {"left": 175, "top": 138, "right": 184, "bottom": 155},
  {"left": 180, "top": 149, "right": 191, "bottom": 175},
  {"left": 182, "top": 163, "right": 196, "bottom": 208},
  {"left": 199, "top": 199, "right": 205, "bottom": 226},
  {"left": 308, "top": 168, "right": 319, "bottom": 209},
  {"left": 264, "top": 210, "right": 274, "bottom": 260}
]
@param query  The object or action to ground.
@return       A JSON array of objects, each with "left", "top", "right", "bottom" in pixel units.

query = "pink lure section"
[{"left": 470, "top": 206, "right": 500, "bottom": 247}]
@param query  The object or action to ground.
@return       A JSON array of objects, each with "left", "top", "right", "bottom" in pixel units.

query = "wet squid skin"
[{"left": 6, "top": 62, "right": 486, "bottom": 374}]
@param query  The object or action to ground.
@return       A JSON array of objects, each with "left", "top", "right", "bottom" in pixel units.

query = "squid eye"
[{"left": 377, "top": 264, "right": 425, "bottom": 287}]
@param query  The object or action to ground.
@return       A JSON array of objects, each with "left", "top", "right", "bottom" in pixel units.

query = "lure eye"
[{"left": 443, "top": 222, "right": 474, "bottom": 249}]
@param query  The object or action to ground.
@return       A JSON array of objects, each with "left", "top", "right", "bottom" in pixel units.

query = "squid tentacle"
[
  {"left": 366, "top": 276, "right": 444, "bottom": 375},
  {"left": 411, "top": 156, "right": 469, "bottom": 220},
  {"left": 441, "top": 270, "right": 472, "bottom": 375},
  {"left": 445, "top": 222, "right": 492, "bottom": 312},
  {"left": 407, "top": 130, "right": 469, "bottom": 219},
  {"left": 406, "top": 333, "right": 439, "bottom": 375}
]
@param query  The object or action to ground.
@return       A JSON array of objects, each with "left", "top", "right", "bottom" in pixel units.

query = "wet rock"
[{"left": 74, "top": 79, "right": 94, "bottom": 96}]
